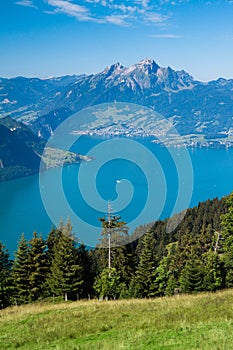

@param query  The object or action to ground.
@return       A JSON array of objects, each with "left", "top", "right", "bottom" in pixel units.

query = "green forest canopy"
[{"left": 1, "top": 192, "right": 233, "bottom": 308}]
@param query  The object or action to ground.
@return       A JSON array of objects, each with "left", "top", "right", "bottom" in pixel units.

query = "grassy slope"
[{"left": 1, "top": 290, "right": 233, "bottom": 350}]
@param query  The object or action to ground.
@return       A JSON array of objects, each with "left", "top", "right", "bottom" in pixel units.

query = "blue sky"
[{"left": 1, "top": 0, "right": 233, "bottom": 81}]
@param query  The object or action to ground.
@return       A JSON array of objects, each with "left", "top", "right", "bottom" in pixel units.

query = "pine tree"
[
  {"left": 12, "top": 234, "right": 31, "bottom": 304},
  {"left": 203, "top": 251, "right": 223, "bottom": 291},
  {"left": 111, "top": 245, "right": 133, "bottom": 285},
  {"left": 134, "top": 232, "right": 157, "bottom": 297},
  {"left": 179, "top": 254, "right": 203, "bottom": 293},
  {"left": 154, "top": 242, "right": 178, "bottom": 296},
  {"left": 46, "top": 227, "right": 63, "bottom": 263},
  {"left": 93, "top": 267, "right": 122, "bottom": 300},
  {"left": 47, "top": 223, "right": 83, "bottom": 301},
  {"left": 76, "top": 243, "right": 93, "bottom": 298},
  {"left": 28, "top": 232, "right": 47, "bottom": 301},
  {"left": 98, "top": 214, "right": 129, "bottom": 250},
  {"left": 220, "top": 193, "right": 233, "bottom": 287},
  {"left": 97, "top": 214, "right": 132, "bottom": 286},
  {"left": 165, "top": 275, "right": 179, "bottom": 296},
  {"left": 0, "top": 241, "right": 12, "bottom": 308}
]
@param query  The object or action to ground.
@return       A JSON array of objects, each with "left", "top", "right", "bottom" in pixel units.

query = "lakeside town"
[{"left": 72, "top": 123, "right": 233, "bottom": 148}]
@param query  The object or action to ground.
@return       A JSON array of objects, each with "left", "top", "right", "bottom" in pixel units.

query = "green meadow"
[{"left": 1, "top": 289, "right": 233, "bottom": 350}]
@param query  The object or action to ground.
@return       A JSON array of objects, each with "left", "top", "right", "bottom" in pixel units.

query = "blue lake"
[{"left": 1, "top": 135, "right": 233, "bottom": 254}]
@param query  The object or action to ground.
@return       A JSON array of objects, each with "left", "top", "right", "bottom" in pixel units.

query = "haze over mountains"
[{"left": 1, "top": 58, "right": 233, "bottom": 143}]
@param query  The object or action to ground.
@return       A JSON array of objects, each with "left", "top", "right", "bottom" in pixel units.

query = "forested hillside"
[
  {"left": 0, "top": 116, "right": 90, "bottom": 181},
  {"left": 0, "top": 116, "right": 44, "bottom": 181},
  {"left": 1, "top": 193, "right": 233, "bottom": 308}
]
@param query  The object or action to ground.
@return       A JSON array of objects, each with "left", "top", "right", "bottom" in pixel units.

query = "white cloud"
[
  {"left": 15, "top": 0, "right": 233, "bottom": 28},
  {"left": 149, "top": 33, "right": 183, "bottom": 38},
  {"left": 42, "top": 0, "right": 170, "bottom": 27},
  {"left": 133, "top": 0, "right": 150, "bottom": 8},
  {"left": 159, "top": 0, "right": 188, "bottom": 4},
  {"left": 46, "top": 0, "right": 91, "bottom": 20},
  {"left": 15, "top": 0, "right": 37, "bottom": 8},
  {"left": 145, "top": 12, "right": 168, "bottom": 24},
  {"left": 110, "top": 4, "right": 138, "bottom": 13},
  {"left": 104, "top": 14, "right": 129, "bottom": 26},
  {"left": 103, "top": 2, "right": 168, "bottom": 25}
]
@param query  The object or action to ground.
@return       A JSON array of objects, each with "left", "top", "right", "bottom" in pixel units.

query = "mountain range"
[{"left": 1, "top": 58, "right": 233, "bottom": 144}]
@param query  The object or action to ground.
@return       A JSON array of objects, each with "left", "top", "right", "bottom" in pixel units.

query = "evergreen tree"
[
  {"left": 28, "top": 232, "right": 47, "bottom": 301},
  {"left": 47, "top": 225, "right": 83, "bottom": 301},
  {"left": 12, "top": 234, "right": 31, "bottom": 304},
  {"left": 0, "top": 241, "right": 12, "bottom": 308},
  {"left": 179, "top": 253, "right": 203, "bottom": 293},
  {"left": 76, "top": 243, "right": 93, "bottom": 298},
  {"left": 203, "top": 251, "right": 223, "bottom": 291},
  {"left": 94, "top": 267, "right": 122, "bottom": 300},
  {"left": 165, "top": 275, "right": 179, "bottom": 296},
  {"left": 154, "top": 242, "right": 178, "bottom": 296},
  {"left": 46, "top": 226, "right": 63, "bottom": 264},
  {"left": 111, "top": 245, "right": 133, "bottom": 285},
  {"left": 220, "top": 193, "right": 233, "bottom": 287},
  {"left": 98, "top": 214, "right": 129, "bottom": 248},
  {"left": 97, "top": 214, "right": 132, "bottom": 285},
  {"left": 134, "top": 232, "right": 157, "bottom": 297}
]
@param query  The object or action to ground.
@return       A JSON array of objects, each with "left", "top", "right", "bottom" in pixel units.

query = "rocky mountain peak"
[
  {"left": 125, "top": 58, "right": 160, "bottom": 76},
  {"left": 103, "top": 62, "right": 124, "bottom": 77}
]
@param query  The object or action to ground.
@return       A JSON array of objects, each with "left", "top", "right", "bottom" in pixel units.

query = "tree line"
[{"left": 1, "top": 193, "right": 233, "bottom": 308}]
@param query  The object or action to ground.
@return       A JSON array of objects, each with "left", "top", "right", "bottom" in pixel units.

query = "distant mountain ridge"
[
  {"left": 1, "top": 59, "right": 233, "bottom": 144},
  {"left": 0, "top": 75, "right": 83, "bottom": 121}
]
